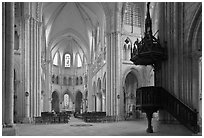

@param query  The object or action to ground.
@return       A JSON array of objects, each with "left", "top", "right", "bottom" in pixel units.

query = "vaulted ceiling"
[{"left": 42, "top": 2, "right": 106, "bottom": 61}]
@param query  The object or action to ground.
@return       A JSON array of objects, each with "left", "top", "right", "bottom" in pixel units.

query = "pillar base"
[
  {"left": 22, "top": 117, "right": 31, "bottom": 123},
  {"left": 2, "top": 125, "right": 16, "bottom": 136},
  {"left": 146, "top": 126, "right": 153, "bottom": 133},
  {"left": 2, "top": 123, "right": 15, "bottom": 128}
]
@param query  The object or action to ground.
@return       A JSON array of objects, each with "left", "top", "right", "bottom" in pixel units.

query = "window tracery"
[
  {"left": 64, "top": 94, "right": 69, "bottom": 108},
  {"left": 124, "top": 3, "right": 142, "bottom": 27},
  {"left": 123, "top": 38, "right": 132, "bottom": 60}
]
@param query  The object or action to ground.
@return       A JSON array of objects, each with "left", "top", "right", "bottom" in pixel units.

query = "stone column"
[
  {"left": 106, "top": 31, "right": 111, "bottom": 116},
  {"left": 115, "top": 3, "right": 122, "bottom": 120},
  {"left": 30, "top": 17, "right": 34, "bottom": 118},
  {"left": 110, "top": 30, "right": 115, "bottom": 116},
  {"left": 4, "top": 2, "right": 15, "bottom": 126},
  {"left": 157, "top": 2, "right": 168, "bottom": 122},
  {"left": 109, "top": 7, "right": 116, "bottom": 116},
  {"left": 37, "top": 22, "right": 42, "bottom": 116},
  {"left": 107, "top": 3, "right": 122, "bottom": 118},
  {"left": 173, "top": 2, "right": 179, "bottom": 97},
  {"left": 87, "top": 64, "right": 93, "bottom": 112},
  {"left": 192, "top": 54, "right": 200, "bottom": 110},
  {"left": 2, "top": 2, "right": 5, "bottom": 124},
  {"left": 33, "top": 18, "right": 37, "bottom": 117},
  {"left": 24, "top": 92, "right": 30, "bottom": 121},
  {"left": 23, "top": 13, "right": 31, "bottom": 122},
  {"left": 43, "top": 52, "right": 49, "bottom": 112},
  {"left": 49, "top": 55, "right": 53, "bottom": 112}
]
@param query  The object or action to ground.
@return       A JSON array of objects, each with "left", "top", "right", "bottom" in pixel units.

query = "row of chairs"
[
  {"left": 82, "top": 112, "right": 116, "bottom": 123},
  {"left": 34, "top": 111, "right": 72, "bottom": 124}
]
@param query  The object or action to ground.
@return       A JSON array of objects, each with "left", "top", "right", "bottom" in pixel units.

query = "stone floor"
[{"left": 14, "top": 117, "right": 196, "bottom": 136}]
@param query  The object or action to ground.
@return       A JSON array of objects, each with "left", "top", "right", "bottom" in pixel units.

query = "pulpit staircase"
[{"left": 136, "top": 86, "right": 199, "bottom": 133}]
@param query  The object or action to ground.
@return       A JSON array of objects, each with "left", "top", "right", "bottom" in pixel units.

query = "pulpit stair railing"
[
  {"left": 136, "top": 86, "right": 198, "bottom": 133},
  {"left": 161, "top": 87, "right": 198, "bottom": 133}
]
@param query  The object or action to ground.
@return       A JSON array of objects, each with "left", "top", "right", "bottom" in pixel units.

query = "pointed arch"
[
  {"left": 48, "top": 28, "right": 89, "bottom": 61},
  {"left": 63, "top": 76, "right": 67, "bottom": 85},
  {"left": 93, "top": 81, "right": 97, "bottom": 111},
  {"left": 122, "top": 67, "right": 143, "bottom": 90},
  {"left": 75, "top": 52, "right": 83, "bottom": 68},
  {"left": 53, "top": 51, "right": 61, "bottom": 66},
  {"left": 51, "top": 91, "right": 60, "bottom": 112},
  {"left": 102, "top": 72, "right": 106, "bottom": 112},
  {"left": 75, "top": 91, "right": 83, "bottom": 113},
  {"left": 186, "top": 3, "right": 202, "bottom": 118},
  {"left": 64, "top": 53, "right": 71, "bottom": 68},
  {"left": 124, "top": 37, "right": 132, "bottom": 50},
  {"left": 187, "top": 4, "right": 202, "bottom": 52},
  {"left": 62, "top": 89, "right": 74, "bottom": 105}
]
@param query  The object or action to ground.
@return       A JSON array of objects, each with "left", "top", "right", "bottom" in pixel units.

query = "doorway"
[
  {"left": 75, "top": 91, "right": 83, "bottom": 113},
  {"left": 123, "top": 71, "right": 138, "bottom": 120},
  {"left": 51, "top": 91, "right": 59, "bottom": 112}
]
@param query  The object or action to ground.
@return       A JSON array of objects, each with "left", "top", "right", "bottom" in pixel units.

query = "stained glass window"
[
  {"left": 53, "top": 52, "right": 59, "bottom": 66},
  {"left": 64, "top": 94, "right": 69, "bottom": 107},
  {"left": 65, "top": 54, "right": 71, "bottom": 67},
  {"left": 124, "top": 3, "right": 141, "bottom": 27}
]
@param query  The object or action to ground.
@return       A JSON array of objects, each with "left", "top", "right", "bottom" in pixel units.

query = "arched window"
[
  {"left": 80, "top": 76, "right": 83, "bottom": 85},
  {"left": 64, "top": 94, "right": 69, "bottom": 108},
  {"left": 53, "top": 52, "right": 59, "bottom": 66},
  {"left": 52, "top": 75, "right": 55, "bottom": 83},
  {"left": 63, "top": 77, "right": 67, "bottom": 85},
  {"left": 68, "top": 77, "right": 72, "bottom": 86},
  {"left": 65, "top": 54, "right": 71, "bottom": 67},
  {"left": 124, "top": 38, "right": 132, "bottom": 48},
  {"left": 76, "top": 54, "right": 82, "bottom": 68},
  {"left": 56, "top": 76, "right": 59, "bottom": 84},
  {"left": 76, "top": 77, "right": 79, "bottom": 85},
  {"left": 124, "top": 3, "right": 141, "bottom": 27},
  {"left": 124, "top": 38, "right": 132, "bottom": 60}
]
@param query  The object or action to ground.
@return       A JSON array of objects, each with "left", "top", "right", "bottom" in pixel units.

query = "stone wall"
[{"left": 156, "top": 2, "right": 202, "bottom": 122}]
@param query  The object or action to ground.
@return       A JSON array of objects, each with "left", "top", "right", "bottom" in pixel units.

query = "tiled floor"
[{"left": 15, "top": 117, "right": 194, "bottom": 136}]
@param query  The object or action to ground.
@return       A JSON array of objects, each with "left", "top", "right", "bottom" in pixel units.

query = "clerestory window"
[
  {"left": 65, "top": 54, "right": 71, "bottom": 67},
  {"left": 124, "top": 3, "right": 141, "bottom": 27}
]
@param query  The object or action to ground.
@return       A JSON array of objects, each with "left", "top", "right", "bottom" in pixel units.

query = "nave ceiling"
[{"left": 42, "top": 2, "right": 106, "bottom": 62}]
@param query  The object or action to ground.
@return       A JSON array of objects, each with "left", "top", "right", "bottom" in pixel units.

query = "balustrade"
[{"left": 136, "top": 86, "right": 198, "bottom": 133}]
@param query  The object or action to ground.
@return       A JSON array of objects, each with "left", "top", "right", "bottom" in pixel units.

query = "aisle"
[{"left": 15, "top": 118, "right": 193, "bottom": 136}]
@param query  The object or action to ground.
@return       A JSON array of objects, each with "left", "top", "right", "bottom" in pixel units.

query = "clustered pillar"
[
  {"left": 22, "top": 3, "right": 42, "bottom": 122},
  {"left": 3, "top": 2, "right": 15, "bottom": 126}
]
